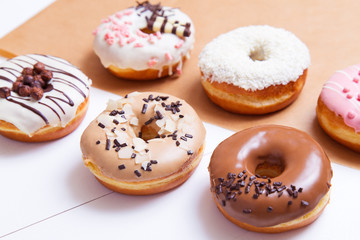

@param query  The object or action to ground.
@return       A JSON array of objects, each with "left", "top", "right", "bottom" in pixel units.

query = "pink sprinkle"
[
  {"left": 104, "top": 32, "right": 114, "bottom": 40},
  {"left": 347, "top": 111, "right": 355, "bottom": 119},
  {"left": 343, "top": 88, "right": 350, "bottom": 93},
  {"left": 126, "top": 37, "right": 136, "bottom": 44},
  {"left": 147, "top": 57, "right": 158, "bottom": 68},
  {"left": 347, "top": 94, "right": 353, "bottom": 99},
  {"left": 124, "top": 21, "right": 132, "bottom": 25},
  {"left": 165, "top": 52, "right": 173, "bottom": 61},
  {"left": 148, "top": 34, "right": 155, "bottom": 44},
  {"left": 176, "top": 67, "right": 182, "bottom": 75},
  {"left": 123, "top": 10, "right": 133, "bottom": 16},
  {"left": 357, "top": 94, "right": 360, "bottom": 101},
  {"left": 106, "top": 38, "right": 114, "bottom": 45},
  {"left": 136, "top": 29, "right": 148, "bottom": 38},
  {"left": 175, "top": 40, "right": 184, "bottom": 49},
  {"left": 155, "top": 31, "right": 162, "bottom": 39},
  {"left": 358, "top": 71, "right": 360, "bottom": 76},
  {"left": 118, "top": 37, "right": 124, "bottom": 47},
  {"left": 134, "top": 42, "right": 144, "bottom": 48},
  {"left": 92, "top": 28, "right": 98, "bottom": 35},
  {"left": 101, "top": 18, "right": 110, "bottom": 23},
  {"left": 354, "top": 78, "right": 359, "bottom": 83},
  {"left": 115, "top": 12, "right": 122, "bottom": 19},
  {"left": 118, "top": 24, "right": 130, "bottom": 38}
]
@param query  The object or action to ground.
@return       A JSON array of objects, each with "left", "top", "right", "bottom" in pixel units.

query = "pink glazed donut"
[{"left": 317, "top": 64, "right": 360, "bottom": 152}]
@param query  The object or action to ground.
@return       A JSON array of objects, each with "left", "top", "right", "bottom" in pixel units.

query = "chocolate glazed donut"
[{"left": 208, "top": 125, "right": 332, "bottom": 233}]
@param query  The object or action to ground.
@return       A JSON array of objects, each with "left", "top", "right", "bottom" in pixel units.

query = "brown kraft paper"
[{"left": 0, "top": 0, "right": 359, "bottom": 167}]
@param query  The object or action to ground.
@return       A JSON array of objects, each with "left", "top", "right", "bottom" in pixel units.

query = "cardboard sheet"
[{"left": 0, "top": 0, "right": 359, "bottom": 167}]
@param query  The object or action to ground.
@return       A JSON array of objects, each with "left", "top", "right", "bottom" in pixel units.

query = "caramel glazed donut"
[
  {"left": 208, "top": 125, "right": 332, "bottom": 233},
  {"left": 317, "top": 64, "right": 360, "bottom": 153},
  {"left": 199, "top": 25, "right": 310, "bottom": 114},
  {"left": 92, "top": 1, "right": 195, "bottom": 80},
  {"left": 80, "top": 92, "right": 206, "bottom": 195},
  {"left": 0, "top": 54, "right": 91, "bottom": 142}
]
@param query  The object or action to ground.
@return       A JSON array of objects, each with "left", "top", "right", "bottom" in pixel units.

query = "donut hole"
[
  {"left": 140, "top": 125, "right": 159, "bottom": 141},
  {"left": 249, "top": 46, "right": 266, "bottom": 61},
  {"left": 140, "top": 28, "right": 156, "bottom": 34},
  {"left": 254, "top": 154, "right": 285, "bottom": 178}
]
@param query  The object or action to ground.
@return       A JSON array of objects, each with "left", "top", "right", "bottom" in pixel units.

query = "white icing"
[
  {"left": 93, "top": 5, "right": 195, "bottom": 73},
  {"left": 0, "top": 54, "right": 91, "bottom": 135},
  {"left": 198, "top": 25, "right": 311, "bottom": 91}
]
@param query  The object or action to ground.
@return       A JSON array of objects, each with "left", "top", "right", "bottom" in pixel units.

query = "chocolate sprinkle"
[
  {"left": 214, "top": 170, "right": 306, "bottom": 212},
  {"left": 243, "top": 209, "right": 252, "bottom": 214},
  {"left": 141, "top": 103, "right": 148, "bottom": 114},
  {"left": 98, "top": 122, "right": 105, "bottom": 128},
  {"left": 301, "top": 200, "right": 309, "bottom": 207},
  {"left": 96, "top": 140, "right": 100, "bottom": 145},
  {"left": 187, "top": 150, "right": 193, "bottom": 155},
  {"left": 131, "top": 153, "right": 136, "bottom": 159},
  {"left": 267, "top": 206, "right": 273, "bottom": 212},
  {"left": 113, "top": 119, "right": 119, "bottom": 125},
  {"left": 118, "top": 164, "right": 126, "bottom": 170},
  {"left": 109, "top": 110, "right": 118, "bottom": 116},
  {"left": 144, "top": 117, "right": 154, "bottom": 125},
  {"left": 114, "top": 139, "right": 121, "bottom": 147},
  {"left": 105, "top": 139, "right": 110, "bottom": 150},
  {"left": 155, "top": 110, "right": 164, "bottom": 119},
  {"left": 185, "top": 133, "right": 193, "bottom": 138},
  {"left": 150, "top": 160, "right": 158, "bottom": 164},
  {"left": 134, "top": 170, "right": 141, "bottom": 177}
]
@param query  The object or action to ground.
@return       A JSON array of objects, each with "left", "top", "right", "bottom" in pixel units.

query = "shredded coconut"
[{"left": 198, "top": 25, "right": 311, "bottom": 91}]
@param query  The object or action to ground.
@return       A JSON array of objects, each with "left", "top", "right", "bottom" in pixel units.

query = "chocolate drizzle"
[
  {"left": 7, "top": 98, "right": 49, "bottom": 124},
  {"left": 0, "top": 54, "right": 90, "bottom": 134}
]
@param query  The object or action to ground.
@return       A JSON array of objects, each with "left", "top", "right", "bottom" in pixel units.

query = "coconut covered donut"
[
  {"left": 199, "top": 25, "right": 310, "bottom": 114},
  {"left": 317, "top": 64, "right": 360, "bottom": 152},
  {"left": 80, "top": 92, "right": 206, "bottom": 195},
  {"left": 208, "top": 125, "right": 332, "bottom": 233},
  {"left": 92, "top": 1, "right": 195, "bottom": 80},
  {"left": 0, "top": 54, "right": 91, "bottom": 142}
]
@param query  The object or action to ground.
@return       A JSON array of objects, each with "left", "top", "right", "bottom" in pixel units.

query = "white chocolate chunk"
[
  {"left": 170, "top": 114, "right": 179, "bottom": 121},
  {"left": 156, "top": 118, "right": 165, "bottom": 128},
  {"left": 130, "top": 117, "right": 139, "bottom": 126},
  {"left": 114, "top": 131, "right": 128, "bottom": 143},
  {"left": 127, "top": 91, "right": 140, "bottom": 98},
  {"left": 133, "top": 137, "right": 147, "bottom": 152},
  {"left": 141, "top": 161, "right": 149, "bottom": 170},
  {"left": 97, "top": 114, "right": 113, "bottom": 128},
  {"left": 135, "top": 153, "right": 150, "bottom": 164},
  {"left": 164, "top": 119, "right": 176, "bottom": 133},
  {"left": 148, "top": 138, "right": 165, "bottom": 143},
  {"left": 113, "top": 114, "right": 128, "bottom": 124},
  {"left": 118, "top": 146, "right": 134, "bottom": 159},
  {"left": 106, "top": 99, "right": 118, "bottom": 110}
]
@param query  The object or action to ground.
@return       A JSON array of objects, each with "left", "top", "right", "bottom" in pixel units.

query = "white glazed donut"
[
  {"left": 199, "top": 25, "right": 311, "bottom": 114},
  {"left": 93, "top": 1, "right": 195, "bottom": 80},
  {"left": 0, "top": 54, "right": 91, "bottom": 142}
]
